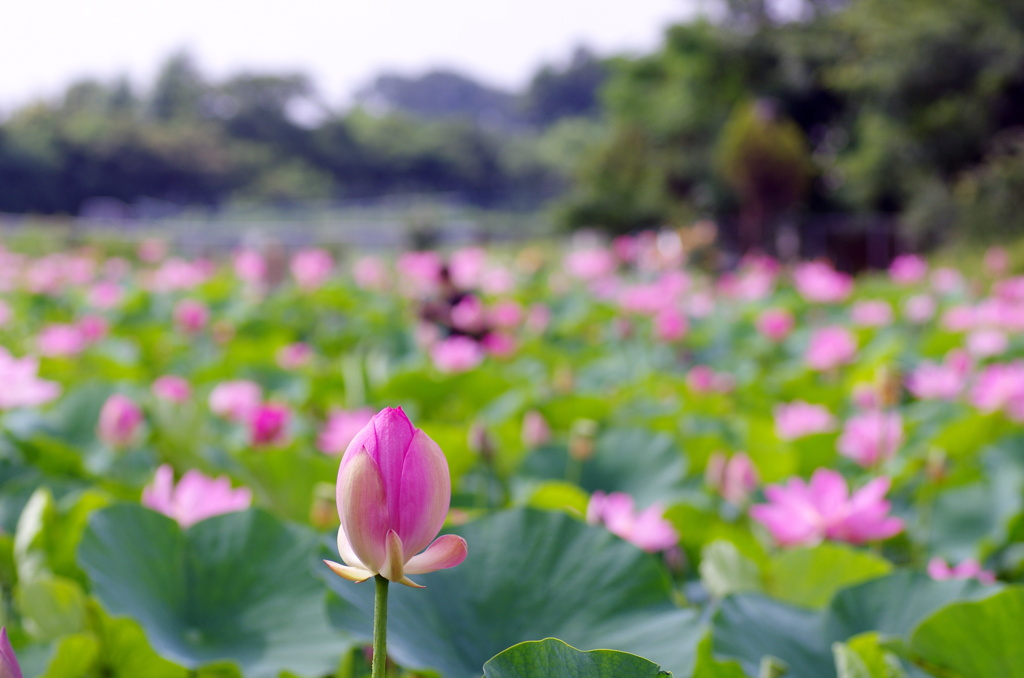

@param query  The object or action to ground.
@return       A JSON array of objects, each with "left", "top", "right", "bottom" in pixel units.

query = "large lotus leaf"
[
  {"left": 482, "top": 638, "right": 670, "bottom": 677},
  {"left": 766, "top": 544, "right": 892, "bottom": 609},
  {"left": 323, "top": 508, "right": 702, "bottom": 678},
  {"left": 909, "top": 587, "right": 1024, "bottom": 678},
  {"left": 518, "top": 428, "right": 687, "bottom": 505},
  {"left": 77, "top": 505, "right": 345, "bottom": 677}
]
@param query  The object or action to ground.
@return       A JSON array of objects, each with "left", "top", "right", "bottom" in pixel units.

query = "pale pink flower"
[
  {"left": 966, "top": 329, "right": 1008, "bottom": 358},
  {"left": 36, "top": 324, "right": 87, "bottom": 357},
  {"left": 318, "top": 408, "right": 376, "bottom": 455},
  {"left": 927, "top": 557, "right": 996, "bottom": 585},
  {"left": 152, "top": 376, "right": 191, "bottom": 403},
  {"left": 450, "top": 295, "right": 487, "bottom": 333},
  {"left": 904, "top": 294, "right": 936, "bottom": 324},
  {"left": 147, "top": 258, "right": 211, "bottom": 292},
  {"left": 142, "top": 464, "right": 252, "bottom": 527},
  {"left": 994, "top": 277, "right": 1024, "bottom": 303},
  {"left": 137, "top": 238, "right": 168, "bottom": 263},
  {"left": 489, "top": 300, "right": 523, "bottom": 329},
  {"left": 654, "top": 308, "right": 688, "bottom": 342},
  {"left": 209, "top": 380, "right": 263, "bottom": 421},
  {"left": 352, "top": 255, "right": 388, "bottom": 290},
  {"left": 276, "top": 342, "right": 313, "bottom": 369},
  {"left": 97, "top": 394, "right": 144, "bottom": 448},
  {"left": 431, "top": 336, "right": 484, "bottom": 373},
  {"left": 449, "top": 247, "right": 487, "bottom": 288},
  {"left": 907, "top": 351, "right": 971, "bottom": 401},
  {"left": 397, "top": 251, "right": 442, "bottom": 295},
  {"left": 969, "top": 362, "right": 1024, "bottom": 416},
  {"left": 888, "top": 254, "right": 927, "bottom": 284},
  {"left": 793, "top": 261, "right": 852, "bottom": 303},
  {"left": 851, "top": 300, "right": 893, "bottom": 327},
  {"left": 87, "top": 281, "right": 124, "bottom": 309},
  {"left": 565, "top": 248, "right": 616, "bottom": 281},
  {"left": 931, "top": 267, "right": 963, "bottom": 295},
  {"left": 480, "top": 266, "right": 515, "bottom": 295},
  {"left": 526, "top": 304, "right": 551, "bottom": 333},
  {"left": 77, "top": 314, "right": 109, "bottom": 343},
  {"left": 838, "top": 411, "right": 903, "bottom": 467},
  {"left": 750, "top": 469, "right": 904, "bottom": 546},
  {"left": 481, "top": 332, "right": 517, "bottom": 358},
  {"left": 234, "top": 250, "right": 267, "bottom": 285},
  {"left": 705, "top": 452, "right": 759, "bottom": 505},
  {"left": 587, "top": 491, "right": 678, "bottom": 552},
  {"left": 942, "top": 305, "right": 977, "bottom": 332},
  {"left": 248, "top": 402, "right": 291, "bottom": 447},
  {"left": 0, "top": 625, "right": 23, "bottom": 678},
  {"left": 806, "top": 326, "right": 857, "bottom": 371},
  {"left": 984, "top": 247, "right": 1009, "bottom": 277},
  {"left": 774, "top": 401, "right": 836, "bottom": 440},
  {"left": 521, "top": 410, "right": 551, "bottom": 448},
  {"left": 687, "top": 366, "right": 734, "bottom": 393},
  {"left": 756, "top": 308, "right": 795, "bottom": 342},
  {"left": 0, "top": 349, "right": 61, "bottom": 408},
  {"left": 290, "top": 249, "right": 334, "bottom": 290},
  {"left": 173, "top": 299, "right": 209, "bottom": 334}
]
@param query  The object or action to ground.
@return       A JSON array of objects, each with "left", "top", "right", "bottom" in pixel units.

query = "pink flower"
[
  {"left": 291, "top": 249, "right": 334, "bottom": 290},
  {"left": 774, "top": 401, "right": 836, "bottom": 440},
  {"left": 969, "top": 362, "right": 1024, "bottom": 416},
  {"left": 705, "top": 452, "right": 759, "bottom": 505},
  {"left": 88, "top": 281, "right": 124, "bottom": 309},
  {"left": 838, "top": 411, "right": 903, "bottom": 467},
  {"left": 234, "top": 250, "right": 267, "bottom": 285},
  {"left": 966, "top": 329, "right": 1008, "bottom": 358},
  {"left": 481, "top": 332, "right": 517, "bottom": 358},
  {"left": 931, "top": 268, "right": 963, "bottom": 295},
  {"left": 147, "top": 258, "right": 211, "bottom": 292},
  {"left": 397, "top": 251, "right": 443, "bottom": 295},
  {"left": 137, "top": 238, "right": 168, "bottom": 263},
  {"left": 77, "top": 314, "right": 109, "bottom": 343},
  {"left": 36, "top": 323, "right": 87, "bottom": 357},
  {"left": 0, "top": 626, "right": 23, "bottom": 678},
  {"left": 152, "top": 375, "right": 191, "bottom": 403},
  {"left": 277, "top": 342, "right": 313, "bottom": 369},
  {"left": 521, "top": 410, "right": 552, "bottom": 448},
  {"left": 352, "top": 256, "right": 388, "bottom": 290},
  {"left": 324, "top": 407, "right": 468, "bottom": 587},
  {"left": 450, "top": 295, "right": 487, "bottom": 333},
  {"left": 526, "top": 304, "right": 551, "bottom": 333},
  {"left": 750, "top": 469, "right": 904, "bottom": 546},
  {"left": 907, "top": 351, "right": 971, "bottom": 401},
  {"left": 851, "top": 300, "right": 893, "bottom": 327},
  {"left": 173, "top": 299, "right": 209, "bottom": 334},
  {"left": 806, "top": 326, "right": 857, "bottom": 371},
  {"left": 248, "top": 402, "right": 291, "bottom": 447},
  {"left": 687, "top": 366, "right": 734, "bottom": 393},
  {"left": 565, "top": 248, "right": 616, "bottom": 281},
  {"left": 489, "top": 300, "right": 523, "bottom": 329},
  {"left": 97, "top": 394, "right": 143, "bottom": 448},
  {"left": 793, "top": 261, "right": 852, "bottom": 303},
  {"left": 984, "top": 247, "right": 1008, "bottom": 276},
  {"left": 904, "top": 294, "right": 936, "bottom": 324},
  {"left": 449, "top": 246, "right": 487, "bottom": 288},
  {"left": 0, "top": 349, "right": 61, "bottom": 409},
  {"left": 142, "top": 464, "right": 252, "bottom": 527},
  {"left": 654, "top": 308, "right": 688, "bottom": 342},
  {"left": 209, "top": 380, "right": 263, "bottom": 421},
  {"left": 888, "top": 254, "right": 927, "bottom": 284},
  {"left": 318, "top": 408, "right": 376, "bottom": 455},
  {"left": 587, "top": 491, "right": 678, "bottom": 552},
  {"left": 927, "top": 557, "right": 996, "bottom": 585},
  {"left": 431, "top": 336, "right": 484, "bottom": 373},
  {"left": 756, "top": 308, "right": 794, "bottom": 342}
]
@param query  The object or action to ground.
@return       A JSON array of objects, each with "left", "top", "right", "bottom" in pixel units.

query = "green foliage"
[{"left": 482, "top": 638, "right": 670, "bottom": 678}]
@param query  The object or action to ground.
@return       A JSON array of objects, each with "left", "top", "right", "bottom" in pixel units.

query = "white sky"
[{"left": 0, "top": 0, "right": 696, "bottom": 112}]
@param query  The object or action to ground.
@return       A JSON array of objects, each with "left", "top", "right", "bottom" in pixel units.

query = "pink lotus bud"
[
  {"left": 705, "top": 452, "right": 759, "bottom": 505},
  {"left": 276, "top": 342, "right": 313, "bottom": 369},
  {"left": 318, "top": 408, "right": 376, "bottom": 455},
  {"left": 587, "top": 491, "right": 678, "bottom": 553},
  {"left": 291, "top": 248, "right": 334, "bottom": 290},
  {"left": 173, "top": 299, "right": 209, "bottom": 334},
  {"left": 97, "top": 394, "right": 143, "bottom": 448},
  {"left": 489, "top": 300, "right": 523, "bottom": 329},
  {"left": 209, "top": 380, "right": 262, "bottom": 421},
  {"left": 851, "top": 300, "right": 893, "bottom": 327},
  {"left": 449, "top": 247, "right": 487, "bottom": 288},
  {"left": 654, "top": 308, "right": 688, "bottom": 342},
  {"left": 927, "top": 557, "right": 996, "bottom": 585},
  {"left": 248, "top": 402, "right": 291, "bottom": 448},
  {"left": 324, "top": 407, "right": 468, "bottom": 587},
  {"left": 152, "top": 375, "right": 191, "bottom": 403},
  {"left": 450, "top": 295, "right": 486, "bottom": 333},
  {"left": 966, "top": 329, "right": 1008, "bottom": 358},
  {"left": 88, "top": 281, "right": 124, "bottom": 309},
  {"left": 77, "top": 314, "right": 109, "bottom": 343},
  {"left": 521, "top": 410, "right": 551, "bottom": 448},
  {"left": 0, "top": 626, "right": 23, "bottom": 678},
  {"left": 142, "top": 464, "right": 252, "bottom": 527},
  {"left": 904, "top": 294, "right": 936, "bottom": 324},
  {"left": 234, "top": 250, "right": 267, "bottom": 285},
  {"left": 756, "top": 308, "right": 794, "bottom": 342},
  {"left": 481, "top": 332, "right": 517, "bottom": 358}
]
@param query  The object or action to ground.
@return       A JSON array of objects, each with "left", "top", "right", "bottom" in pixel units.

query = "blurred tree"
[
  {"left": 521, "top": 47, "right": 608, "bottom": 126},
  {"left": 149, "top": 51, "right": 208, "bottom": 121},
  {"left": 355, "top": 70, "right": 519, "bottom": 128}
]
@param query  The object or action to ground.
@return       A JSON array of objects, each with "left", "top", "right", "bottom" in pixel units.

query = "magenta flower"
[
  {"left": 806, "top": 326, "right": 857, "bottom": 371},
  {"left": 290, "top": 248, "right": 334, "bottom": 290},
  {"left": 966, "top": 328, "right": 1008, "bottom": 358},
  {"left": 705, "top": 452, "right": 759, "bottom": 505},
  {"left": 276, "top": 342, "right": 313, "bottom": 369},
  {"left": 793, "top": 261, "right": 852, "bottom": 303},
  {"left": 587, "top": 491, "right": 678, "bottom": 553},
  {"left": 173, "top": 298, "right": 209, "bottom": 334},
  {"left": 837, "top": 411, "right": 904, "bottom": 467},
  {"left": 234, "top": 250, "right": 267, "bottom": 285},
  {"left": 248, "top": 402, "right": 291, "bottom": 448},
  {"left": 97, "top": 394, "right": 143, "bottom": 448},
  {"left": 903, "top": 294, "right": 936, "bottom": 324},
  {"left": 0, "top": 627, "right": 23, "bottom": 678},
  {"left": 907, "top": 351, "right": 971, "bottom": 401},
  {"left": 654, "top": 308, "right": 688, "bottom": 342},
  {"left": 431, "top": 336, "right": 484, "bottom": 373},
  {"left": 318, "top": 408, "right": 376, "bottom": 455},
  {"left": 152, "top": 375, "right": 191, "bottom": 403},
  {"left": 927, "top": 557, "right": 996, "bottom": 585},
  {"left": 36, "top": 323, "right": 87, "bottom": 357},
  {"left": 750, "top": 469, "right": 904, "bottom": 547},
  {"left": 888, "top": 254, "right": 928, "bottom": 284},
  {"left": 774, "top": 401, "right": 836, "bottom": 440},
  {"left": 564, "top": 248, "right": 616, "bottom": 281},
  {"left": 142, "top": 464, "right": 252, "bottom": 527},
  {"left": 209, "top": 380, "right": 262, "bottom": 421},
  {"left": 850, "top": 300, "right": 893, "bottom": 327},
  {"left": 0, "top": 348, "right": 60, "bottom": 409},
  {"left": 756, "top": 308, "right": 794, "bottom": 342},
  {"left": 970, "top": 362, "right": 1024, "bottom": 417},
  {"left": 324, "top": 407, "right": 468, "bottom": 587}
]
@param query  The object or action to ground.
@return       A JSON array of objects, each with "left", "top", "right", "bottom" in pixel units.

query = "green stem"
[{"left": 372, "top": 574, "right": 390, "bottom": 678}]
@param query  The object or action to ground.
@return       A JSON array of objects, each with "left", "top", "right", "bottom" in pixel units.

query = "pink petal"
[
  {"left": 404, "top": 534, "right": 468, "bottom": 575},
  {"left": 336, "top": 525, "right": 366, "bottom": 569},
  {"left": 380, "top": 530, "right": 423, "bottom": 588},
  {"left": 372, "top": 409, "right": 416, "bottom": 520},
  {"left": 396, "top": 429, "right": 452, "bottom": 557},
  {"left": 338, "top": 448, "right": 390, "bottom": 572},
  {"left": 323, "top": 559, "right": 375, "bottom": 583}
]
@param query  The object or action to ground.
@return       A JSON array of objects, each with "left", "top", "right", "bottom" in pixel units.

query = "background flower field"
[{"left": 0, "top": 231, "right": 1022, "bottom": 677}]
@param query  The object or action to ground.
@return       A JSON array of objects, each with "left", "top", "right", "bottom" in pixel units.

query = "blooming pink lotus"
[
  {"left": 969, "top": 361, "right": 1024, "bottom": 418},
  {"left": 142, "top": 464, "right": 252, "bottom": 527},
  {"left": 850, "top": 300, "right": 893, "bottom": 327},
  {"left": 318, "top": 408, "right": 376, "bottom": 455},
  {"left": 325, "top": 407, "right": 468, "bottom": 587},
  {"left": 686, "top": 366, "right": 734, "bottom": 394},
  {"left": 352, "top": 255, "right": 388, "bottom": 290},
  {"left": 806, "top": 326, "right": 857, "bottom": 371},
  {"left": 248, "top": 402, "right": 291, "bottom": 448},
  {"left": 903, "top": 294, "right": 936, "bottom": 324},
  {"left": 0, "top": 349, "right": 61, "bottom": 409},
  {"left": 750, "top": 469, "right": 904, "bottom": 546},
  {"left": 290, "top": 248, "right": 334, "bottom": 290},
  {"left": 0, "top": 626, "right": 23, "bottom": 678},
  {"left": 837, "top": 411, "right": 904, "bottom": 467},
  {"left": 234, "top": 250, "right": 267, "bottom": 286},
  {"left": 152, "top": 375, "right": 191, "bottom": 403},
  {"left": 793, "top": 261, "right": 852, "bottom": 303},
  {"left": 209, "top": 380, "right": 263, "bottom": 421},
  {"left": 587, "top": 491, "right": 678, "bottom": 553},
  {"left": 888, "top": 254, "right": 928, "bottom": 284},
  {"left": 774, "top": 401, "right": 836, "bottom": 440},
  {"left": 431, "top": 336, "right": 484, "bottom": 373},
  {"left": 927, "top": 557, "right": 996, "bottom": 585},
  {"left": 97, "top": 394, "right": 144, "bottom": 448},
  {"left": 705, "top": 452, "right": 759, "bottom": 505},
  {"left": 173, "top": 299, "right": 209, "bottom": 334},
  {"left": 36, "top": 323, "right": 87, "bottom": 357},
  {"left": 906, "top": 351, "right": 971, "bottom": 401},
  {"left": 756, "top": 308, "right": 794, "bottom": 342},
  {"left": 654, "top": 308, "right": 688, "bottom": 342}
]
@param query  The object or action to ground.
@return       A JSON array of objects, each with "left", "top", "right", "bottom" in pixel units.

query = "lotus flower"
[
  {"left": 173, "top": 298, "right": 209, "bottom": 334},
  {"left": 290, "top": 248, "right": 333, "bottom": 290},
  {"left": 705, "top": 452, "right": 759, "bottom": 505},
  {"left": 209, "top": 380, "right": 262, "bottom": 421},
  {"left": 142, "top": 464, "right": 252, "bottom": 527},
  {"left": 756, "top": 308, "right": 794, "bottom": 342},
  {"left": 927, "top": 557, "right": 996, "bottom": 585},
  {"left": 793, "top": 261, "right": 852, "bottom": 303},
  {"left": 0, "top": 627, "right": 22, "bottom": 678},
  {"left": 248, "top": 402, "right": 291, "bottom": 448},
  {"left": 431, "top": 336, "right": 484, "bottom": 373},
  {"left": 774, "top": 401, "right": 836, "bottom": 440},
  {"left": 325, "top": 407, "right": 467, "bottom": 587},
  {"left": 0, "top": 348, "right": 60, "bottom": 409},
  {"left": 318, "top": 408, "right": 376, "bottom": 455},
  {"left": 837, "top": 411, "right": 904, "bottom": 467},
  {"left": 806, "top": 326, "right": 857, "bottom": 371},
  {"left": 152, "top": 375, "right": 191, "bottom": 403},
  {"left": 97, "top": 394, "right": 143, "bottom": 448},
  {"left": 750, "top": 469, "right": 903, "bottom": 546},
  {"left": 587, "top": 491, "right": 678, "bottom": 553}
]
